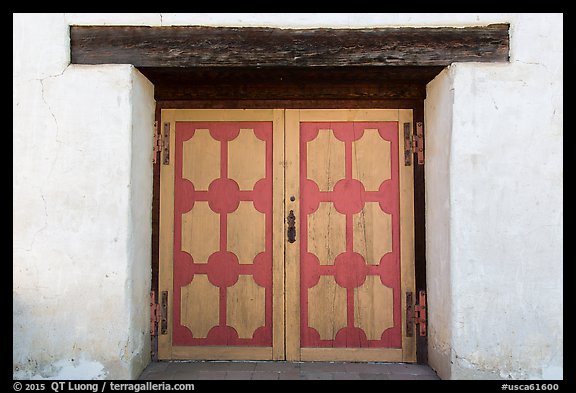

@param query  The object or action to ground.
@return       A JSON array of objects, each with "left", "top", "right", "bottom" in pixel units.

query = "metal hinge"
[
  {"left": 150, "top": 290, "right": 168, "bottom": 336},
  {"left": 150, "top": 291, "right": 160, "bottom": 336},
  {"left": 160, "top": 290, "right": 168, "bottom": 335},
  {"left": 406, "top": 290, "right": 427, "bottom": 337},
  {"left": 153, "top": 121, "right": 170, "bottom": 165},
  {"left": 153, "top": 121, "right": 161, "bottom": 164},
  {"left": 403, "top": 122, "right": 425, "bottom": 166}
]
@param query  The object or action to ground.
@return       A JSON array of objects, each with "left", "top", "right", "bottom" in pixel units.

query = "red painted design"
[
  {"left": 300, "top": 122, "right": 402, "bottom": 349},
  {"left": 332, "top": 179, "right": 365, "bottom": 215},
  {"left": 207, "top": 178, "right": 241, "bottom": 214},
  {"left": 334, "top": 252, "right": 368, "bottom": 289},
  {"left": 172, "top": 122, "right": 273, "bottom": 347}
]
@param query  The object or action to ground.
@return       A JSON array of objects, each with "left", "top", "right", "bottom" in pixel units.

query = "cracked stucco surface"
[{"left": 14, "top": 13, "right": 154, "bottom": 380}]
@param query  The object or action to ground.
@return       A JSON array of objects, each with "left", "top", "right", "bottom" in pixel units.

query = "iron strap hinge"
[
  {"left": 150, "top": 290, "right": 168, "bottom": 336},
  {"left": 403, "top": 122, "right": 425, "bottom": 166},
  {"left": 406, "top": 290, "right": 427, "bottom": 337},
  {"left": 153, "top": 121, "right": 170, "bottom": 165},
  {"left": 153, "top": 121, "right": 162, "bottom": 164},
  {"left": 150, "top": 291, "right": 160, "bottom": 336}
]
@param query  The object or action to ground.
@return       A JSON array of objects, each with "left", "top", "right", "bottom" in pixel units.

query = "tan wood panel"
[
  {"left": 271, "top": 109, "right": 285, "bottom": 360},
  {"left": 398, "top": 109, "right": 416, "bottom": 363},
  {"left": 158, "top": 109, "right": 177, "bottom": 359},
  {"left": 181, "top": 201, "right": 219, "bottom": 263},
  {"left": 354, "top": 275, "right": 394, "bottom": 340},
  {"left": 298, "top": 109, "right": 400, "bottom": 122},
  {"left": 182, "top": 129, "right": 220, "bottom": 190},
  {"left": 352, "top": 128, "right": 391, "bottom": 191},
  {"left": 308, "top": 275, "right": 348, "bottom": 340},
  {"left": 307, "top": 129, "right": 345, "bottom": 191},
  {"left": 229, "top": 128, "right": 266, "bottom": 190},
  {"left": 227, "top": 201, "right": 265, "bottom": 264},
  {"left": 227, "top": 275, "right": 266, "bottom": 339},
  {"left": 181, "top": 275, "right": 220, "bottom": 338},
  {"left": 301, "top": 348, "right": 403, "bottom": 362},
  {"left": 353, "top": 202, "right": 392, "bottom": 265},
  {"left": 171, "top": 346, "right": 273, "bottom": 360},
  {"left": 308, "top": 202, "right": 346, "bottom": 266},
  {"left": 284, "top": 110, "right": 301, "bottom": 361}
]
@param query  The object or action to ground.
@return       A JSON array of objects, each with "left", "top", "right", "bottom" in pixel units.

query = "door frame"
[
  {"left": 156, "top": 108, "right": 418, "bottom": 362},
  {"left": 152, "top": 99, "right": 428, "bottom": 363}
]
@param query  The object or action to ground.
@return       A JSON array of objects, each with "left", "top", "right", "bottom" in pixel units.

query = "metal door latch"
[{"left": 287, "top": 210, "right": 296, "bottom": 243}]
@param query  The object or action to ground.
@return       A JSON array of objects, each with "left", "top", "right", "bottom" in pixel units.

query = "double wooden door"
[{"left": 158, "top": 109, "right": 415, "bottom": 362}]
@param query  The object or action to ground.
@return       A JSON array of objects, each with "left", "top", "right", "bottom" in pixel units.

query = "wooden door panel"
[
  {"left": 285, "top": 109, "right": 415, "bottom": 362},
  {"left": 159, "top": 110, "right": 285, "bottom": 360},
  {"left": 160, "top": 108, "right": 414, "bottom": 362}
]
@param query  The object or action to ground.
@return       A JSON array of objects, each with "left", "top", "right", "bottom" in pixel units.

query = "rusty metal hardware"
[
  {"left": 406, "top": 290, "right": 427, "bottom": 337},
  {"left": 287, "top": 210, "right": 296, "bottom": 243},
  {"left": 415, "top": 122, "right": 425, "bottom": 165},
  {"left": 403, "top": 121, "right": 425, "bottom": 166},
  {"left": 153, "top": 121, "right": 161, "bottom": 164},
  {"left": 150, "top": 291, "right": 160, "bottom": 336},
  {"left": 162, "top": 122, "right": 170, "bottom": 165},
  {"left": 415, "top": 289, "right": 427, "bottom": 336},
  {"left": 404, "top": 123, "right": 412, "bottom": 166},
  {"left": 160, "top": 290, "right": 168, "bottom": 335},
  {"left": 406, "top": 291, "right": 414, "bottom": 336}
]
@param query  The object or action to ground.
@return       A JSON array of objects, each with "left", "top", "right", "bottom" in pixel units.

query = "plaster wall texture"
[
  {"left": 424, "top": 14, "right": 562, "bottom": 380},
  {"left": 13, "top": 14, "right": 155, "bottom": 379},
  {"left": 13, "top": 12, "right": 562, "bottom": 380}
]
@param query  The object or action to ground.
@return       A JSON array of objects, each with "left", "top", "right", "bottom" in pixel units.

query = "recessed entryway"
[{"left": 68, "top": 22, "right": 510, "bottom": 370}]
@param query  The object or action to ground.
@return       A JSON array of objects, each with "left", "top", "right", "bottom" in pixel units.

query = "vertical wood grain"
[{"left": 284, "top": 110, "right": 301, "bottom": 360}]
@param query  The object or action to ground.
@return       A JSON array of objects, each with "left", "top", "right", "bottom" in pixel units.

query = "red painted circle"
[
  {"left": 177, "top": 178, "right": 195, "bottom": 214},
  {"left": 378, "top": 179, "right": 395, "bottom": 214},
  {"left": 301, "top": 123, "right": 320, "bottom": 142},
  {"left": 253, "top": 178, "right": 272, "bottom": 214},
  {"left": 206, "top": 325, "right": 239, "bottom": 343},
  {"left": 208, "top": 124, "right": 240, "bottom": 142},
  {"left": 174, "top": 250, "right": 195, "bottom": 287},
  {"left": 334, "top": 252, "right": 367, "bottom": 289},
  {"left": 208, "top": 178, "right": 240, "bottom": 213},
  {"left": 206, "top": 251, "right": 240, "bottom": 287},
  {"left": 301, "top": 179, "right": 320, "bottom": 214},
  {"left": 301, "top": 252, "right": 321, "bottom": 289},
  {"left": 332, "top": 123, "right": 364, "bottom": 142},
  {"left": 252, "top": 326, "right": 272, "bottom": 344},
  {"left": 253, "top": 123, "right": 272, "bottom": 142},
  {"left": 252, "top": 252, "right": 272, "bottom": 288},
  {"left": 379, "top": 253, "right": 398, "bottom": 288},
  {"left": 334, "top": 326, "right": 368, "bottom": 347},
  {"left": 333, "top": 179, "right": 365, "bottom": 214}
]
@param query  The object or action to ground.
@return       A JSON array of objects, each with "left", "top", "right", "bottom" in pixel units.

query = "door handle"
[{"left": 287, "top": 210, "right": 296, "bottom": 243}]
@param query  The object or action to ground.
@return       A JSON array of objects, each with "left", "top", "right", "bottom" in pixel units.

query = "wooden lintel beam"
[{"left": 70, "top": 24, "right": 509, "bottom": 67}]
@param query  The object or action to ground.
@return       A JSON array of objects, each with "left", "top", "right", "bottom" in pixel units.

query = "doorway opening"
[
  {"left": 69, "top": 23, "right": 510, "bottom": 367},
  {"left": 145, "top": 66, "right": 436, "bottom": 363}
]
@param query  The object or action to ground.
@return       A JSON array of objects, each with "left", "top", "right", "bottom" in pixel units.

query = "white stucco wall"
[
  {"left": 13, "top": 12, "right": 562, "bottom": 380},
  {"left": 13, "top": 14, "right": 154, "bottom": 379},
  {"left": 424, "top": 14, "right": 562, "bottom": 379},
  {"left": 423, "top": 67, "right": 454, "bottom": 380}
]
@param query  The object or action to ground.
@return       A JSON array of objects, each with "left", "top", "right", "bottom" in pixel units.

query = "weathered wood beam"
[
  {"left": 70, "top": 24, "right": 509, "bottom": 67},
  {"left": 138, "top": 66, "right": 433, "bottom": 101}
]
